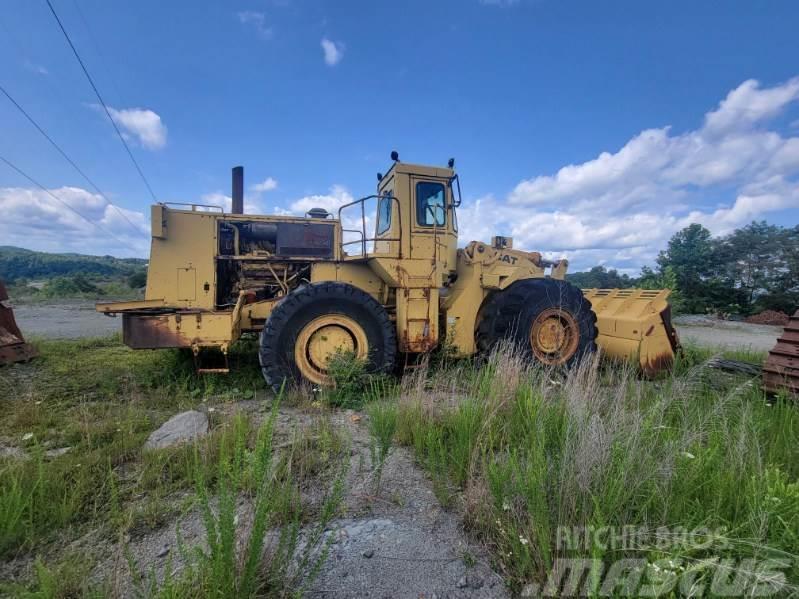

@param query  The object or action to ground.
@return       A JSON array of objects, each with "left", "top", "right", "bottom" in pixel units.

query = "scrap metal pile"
[
  {"left": 763, "top": 309, "right": 799, "bottom": 397},
  {"left": 0, "top": 280, "right": 36, "bottom": 366}
]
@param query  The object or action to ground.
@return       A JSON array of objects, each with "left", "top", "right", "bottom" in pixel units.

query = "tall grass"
[
  {"left": 367, "top": 400, "right": 398, "bottom": 494},
  {"left": 396, "top": 343, "right": 799, "bottom": 594}
]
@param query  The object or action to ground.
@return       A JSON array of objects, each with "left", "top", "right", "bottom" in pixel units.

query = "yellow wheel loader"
[{"left": 97, "top": 154, "right": 679, "bottom": 389}]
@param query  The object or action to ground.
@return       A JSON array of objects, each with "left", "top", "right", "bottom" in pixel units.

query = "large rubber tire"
[
  {"left": 476, "top": 278, "right": 597, "bottom": 366},
  {"left": 259, "top": 282, "right": 397, "bottom": 392}
]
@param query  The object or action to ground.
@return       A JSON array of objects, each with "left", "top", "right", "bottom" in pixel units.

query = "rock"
[
  {"left": 156, "top": 545, "right": 170, "bottom": 558},
  {"left": 45, "top": 447, "right": 71, "bottom": 458},
  {"left": 361, "top": 549, "right": 374, "bottom": 558},
  {"left": 457, "top": 575, "right": 468, "bottom": 588},
  {"left": 144, "top": 411, "right": 209, "bottom": 450},
  {"left": 470, "top": 576, "right": 484, "bottom": 589},
  {"left": 0, "top": 445, "right": 28, "bottom": 460}
]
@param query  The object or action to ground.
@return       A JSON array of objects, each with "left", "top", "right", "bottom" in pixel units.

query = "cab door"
[{"left": 410, "top": 177, "right": 458, "bottom": 277}]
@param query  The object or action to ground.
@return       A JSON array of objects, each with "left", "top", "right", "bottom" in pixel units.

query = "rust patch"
[
  {"left": 123, "top": 314, "right": 191, "bottom": 349},
  {"left": 0, "top": 280, "right": 37, "bottom": 365},
  {"left": 641, "top": 352, "right": 674, "bottom": 378}
]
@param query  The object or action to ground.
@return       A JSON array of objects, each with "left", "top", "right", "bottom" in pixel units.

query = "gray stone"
[
  {"left": 144, "top": 411, "right": 209, "bottom": 450},
  {"left": 45, "top": 447, "right": 72, "bottom": 458},
  {"left": 0, "top": 445, "right": 28, "bottom": 460},
  {"left": 457, "top": 575, "right": 468, "bottom": 588},
  {"left": 156, "top": 545, "right": 170, "bottom": 558},
  {"left": 361, "top": 549, "right": 374, "bottom": 558}
]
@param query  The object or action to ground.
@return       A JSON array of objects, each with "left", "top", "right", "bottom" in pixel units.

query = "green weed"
[{"left": 367, "top": 400, "right": 398, "bottom": 495}]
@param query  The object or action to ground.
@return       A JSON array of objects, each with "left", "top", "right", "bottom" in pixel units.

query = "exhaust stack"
[{"left": 231, "top": 166, "right": 244, "bottom": 214}]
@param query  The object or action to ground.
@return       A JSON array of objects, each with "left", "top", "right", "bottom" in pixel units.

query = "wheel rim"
[
  {"left": 529, "top": 308, "right": 580, "bottom": 365},
  {"left": 294, "top": 315, "right": 369, "bottom": 385}
]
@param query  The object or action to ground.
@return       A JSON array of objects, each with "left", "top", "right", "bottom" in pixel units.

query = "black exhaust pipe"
[{"left": 231, "top": 166, "right": 244, "bottom": 214}]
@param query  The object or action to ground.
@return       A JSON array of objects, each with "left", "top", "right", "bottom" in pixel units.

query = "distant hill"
[{"left": 0, "top": 246, "right": 147, "bottom": 282}]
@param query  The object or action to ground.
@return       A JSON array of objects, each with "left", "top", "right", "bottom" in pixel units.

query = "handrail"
[
  {"left": 161, "top": 202, "right": 224, "bottom": 212},
  {"left": 338, "top": 194, "right": 402, "bottom": 258}
]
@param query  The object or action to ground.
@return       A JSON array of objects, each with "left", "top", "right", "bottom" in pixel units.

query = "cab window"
[
  {"left": 376, "top": 191, "right": 392, "bottom": 235},
  {"left": 415, "top": 182, "right": 446, "bottom": 227}
]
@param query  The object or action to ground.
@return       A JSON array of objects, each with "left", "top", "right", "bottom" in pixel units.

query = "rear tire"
[
  {"left": 476, "top": 278, "right": 597, "bottom": 366},
  {"left": 259, "top": 282, "right": 397, "bottom": 392}
]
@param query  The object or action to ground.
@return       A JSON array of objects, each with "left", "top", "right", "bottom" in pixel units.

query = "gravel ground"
[
  {"left": 673, "top": 315, "right": 782, "bottom": 353},
  {"left": 12, "top": 300, "right": 121, "bottom": 339},
  {"left": 87, "top": 402, "right": 505, "bottom": 598},
  {"left": 309, "top": 410, "right": 505, "bottom": 598}
]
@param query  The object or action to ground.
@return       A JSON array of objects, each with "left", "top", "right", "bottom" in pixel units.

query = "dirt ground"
[
  {"left": 673, "top": 315, "right": 782, "bottom": 353},
  {"left": 139, "top": 402, "right": 504, "bottom": 598}
]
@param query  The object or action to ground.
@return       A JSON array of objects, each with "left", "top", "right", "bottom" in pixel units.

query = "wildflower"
[
  {"left": 22, "top": 432, "right": 34, "bottom": 441},
  {"left": 34, "top": 401, "right": 42, "bottom": 405},
  {"left": 519, "top": 535, "right": 530, "bottom": 546},
  {"left": 502, "top": 499, "right": 510, "bottom": 511},
  {"left": 208, "top": 407, "right": 216, "bottom": 413},
  {"left": 681, "top": 451, "right": 695, "bottom": 459}
]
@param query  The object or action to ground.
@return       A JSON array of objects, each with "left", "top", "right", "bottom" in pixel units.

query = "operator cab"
[{"left": 339, "top": 152, "right": 460, "bottom": 277}]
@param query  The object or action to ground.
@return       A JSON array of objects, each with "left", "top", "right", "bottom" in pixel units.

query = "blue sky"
[{"left": 1, "top": 0, "right": 798, "bottom": 273}]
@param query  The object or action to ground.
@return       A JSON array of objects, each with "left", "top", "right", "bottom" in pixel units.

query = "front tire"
[
  {"left": 259, "top": 282, "right": 397, "bottom": 392},
  {"left": 476, "top": 278, "right": 597, "bottom": 366}
]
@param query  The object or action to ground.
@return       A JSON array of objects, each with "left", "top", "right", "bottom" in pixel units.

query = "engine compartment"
[{"left": 215, "top": 218, "right": 336, "bottom": 307}]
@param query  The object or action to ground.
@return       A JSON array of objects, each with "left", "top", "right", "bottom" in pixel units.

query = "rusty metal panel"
[
  {"left": 123, "top": 314, "right": 192, "bottom": 349},
  {"left": 763, "top": 310, "right": 799, "bottom": 397},
  {"left": 0, "top": 280, "right": 37, "bottom": 365},
  {"left": 276, "top": 222, "right": 334, "bottom": 257}
]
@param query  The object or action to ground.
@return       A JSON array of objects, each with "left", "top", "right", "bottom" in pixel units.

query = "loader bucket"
[
  {"left": 583, "top": 288, "right": 679, "bottom": 376},
  {"left": 0, "top": 280, "right": 37, "bottom": 366}
]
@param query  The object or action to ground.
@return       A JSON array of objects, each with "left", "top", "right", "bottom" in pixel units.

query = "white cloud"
[
  {"left": 479, "top": 77, "right": 799, "bottom": 271},
  {"left": 106, "top": 107, "right": 167, "bottom": 150},
  {"left": 237, "top": 11, "right": 273, "bottom": 39},
  {"left": 0, "top": 186, "right": 149, "bottom": 257},
  {"left": 201, "top": 192, "right": 263, "bottom": 214},
  {"left": 23, "top": 61, "right": 49, "bottom": 76},
  {"left": 320, "top": 38, "right": 344, "bottom": 66},
  {"left": 250, "top": 177, "right": 278, "bottom": 193},
  {"left": 290, "top": 185, "right": 353, "bottom": 214}
]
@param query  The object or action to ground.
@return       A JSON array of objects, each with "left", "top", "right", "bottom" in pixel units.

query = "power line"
[
  {"left": 0, "top": 83, "right": 146, "bottom": 239},
  {"left": 70, "top": 0, "right": 126, "bottom": 109},
  {"left": 0, "top": 153, "right": 141, "bottom": 254},
  {"left": 44, "top": 0, "right": 158, "bottom": 203}
]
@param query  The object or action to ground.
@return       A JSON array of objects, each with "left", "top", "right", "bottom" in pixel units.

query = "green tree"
[
  {"left": 567, "top": 265, "right": 634, "bottom": 289},
  {"left": 127, "top": 269, "right": 147, "bottom": 288},
  {"left": 656, "top": 224, "right": 717, "bottom": 313}
]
